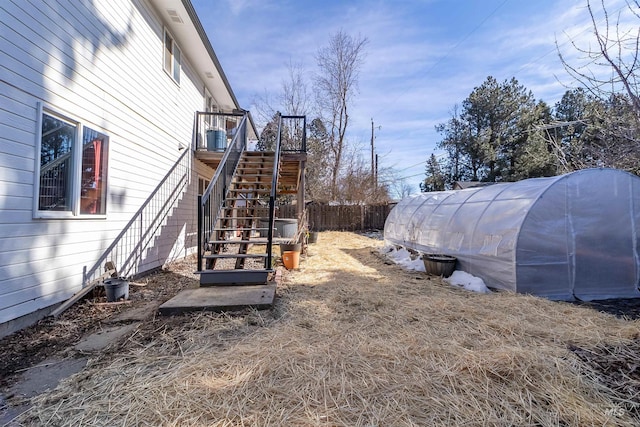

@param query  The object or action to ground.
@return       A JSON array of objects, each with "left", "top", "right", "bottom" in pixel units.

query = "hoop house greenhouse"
[{"left": 384, "top": 168, "right": 640, "bottom": 301}]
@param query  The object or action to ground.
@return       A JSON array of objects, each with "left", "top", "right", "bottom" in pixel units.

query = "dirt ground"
[
  {"left": 0, "top": 257, "right": 198, "bottom": 388},
  {"left": 1, "top": 231, "right": 640, "bottom": 426}
]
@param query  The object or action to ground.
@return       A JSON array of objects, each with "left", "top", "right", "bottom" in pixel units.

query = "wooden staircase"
[
  {"left": 159, "top": 113, "right": 306, "bottom": 315},
  {"left": 200, "top": 151, "right": 275, "bottom": 285}
]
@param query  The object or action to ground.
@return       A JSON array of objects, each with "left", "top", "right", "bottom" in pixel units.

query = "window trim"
[
  {"left": 33, "top": 103, "right": 109, "bottom": 220},
  {"left": 163, "top": 28, "right": 181, "bottom": 85}
]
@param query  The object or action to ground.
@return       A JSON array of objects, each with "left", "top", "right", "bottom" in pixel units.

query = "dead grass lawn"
[{"left": 16, "top": 231, "right": 640, "bottom": 426}]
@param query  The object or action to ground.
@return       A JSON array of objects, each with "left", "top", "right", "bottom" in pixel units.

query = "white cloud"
[{"left": 192, "top": 0, "right": 638, "bottom": 195}]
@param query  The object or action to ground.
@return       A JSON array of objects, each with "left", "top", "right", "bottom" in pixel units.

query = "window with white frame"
[
  {"left": 36, "top": 108, "right": 109, "bottom": 217},
  {"left": 164, "top": 29, "right": 181, "bottom": 84}
]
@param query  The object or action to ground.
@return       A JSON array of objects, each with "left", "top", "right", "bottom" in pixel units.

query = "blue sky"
[{"left": 191, "top": 0, "right": 626, "bottom": 196}]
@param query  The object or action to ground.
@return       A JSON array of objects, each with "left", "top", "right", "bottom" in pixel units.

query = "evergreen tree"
[
  {"left": 436, "top": 76, "right": 541, "bottom": 185},
  {"left": 420, "top": 154, "right": 446, "bottom": 192},
  {"left": 256, "top": 113, "right": 279, "bottom": 151}
]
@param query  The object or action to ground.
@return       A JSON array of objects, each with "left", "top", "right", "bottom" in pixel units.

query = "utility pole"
[
  {"left": 375, "top": 154, "right": 379, "bottom": 187},
  {"left": 371, "top": 119, "right": 381, "bottom": 190},
  {"left": 371, "top": 118, "right": 375, "bottom": 189}
]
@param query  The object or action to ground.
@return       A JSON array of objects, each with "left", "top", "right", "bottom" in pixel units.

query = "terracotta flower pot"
[{"left": 282, "top": 251, "right": 300, "bottom": 269}]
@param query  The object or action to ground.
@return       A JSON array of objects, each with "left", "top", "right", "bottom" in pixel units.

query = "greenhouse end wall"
[{"left": 384, "top": 168, "right": 640, "bottom": 301}]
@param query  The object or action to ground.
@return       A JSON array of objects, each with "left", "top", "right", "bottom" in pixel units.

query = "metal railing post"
[
  {"left": 197, "top": 194, "right": 203, "bottom": 272},
  {"left": 266, "top": 113, "right": 283, "bottom": 269}
]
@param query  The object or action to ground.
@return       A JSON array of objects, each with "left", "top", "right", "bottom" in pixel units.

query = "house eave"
[{"left": 148, "top": 0, "right": 258, "bottom": 139}]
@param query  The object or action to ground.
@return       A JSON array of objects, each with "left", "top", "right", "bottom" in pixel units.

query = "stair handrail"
[
  {"left": 83, "top": 147, "right": 191, "bottom": 286},
  {"left": 198, "top": 113, "right": 248, "bottom": 271},
  {"left": 266, "top": 113, "right": 284, "bottom": 269}
]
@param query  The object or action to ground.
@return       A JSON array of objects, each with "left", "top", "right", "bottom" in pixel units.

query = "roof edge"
[
  {"left": 181, "top": 0, "right": 238, "bottom": 109},
  {"left": 181, "top": 0, "right": 259, "bottom": 139}
]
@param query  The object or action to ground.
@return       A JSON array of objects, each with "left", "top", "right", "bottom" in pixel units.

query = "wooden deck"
[{"left": 195, "top": 150, "right": 306, "bottom": 193}]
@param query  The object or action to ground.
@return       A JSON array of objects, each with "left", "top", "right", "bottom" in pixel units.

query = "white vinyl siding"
[{"left": 0, "top": 0, "right": 213, "bottom": 328}]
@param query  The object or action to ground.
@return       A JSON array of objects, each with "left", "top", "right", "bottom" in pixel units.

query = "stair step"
[
  {"left": 203, "top": 253, "right": 268, "bottom": 259},
  {"left": 232, "top": 181, "right": 272, "bottom": 186},
  {"left": 228, "top": 189, "right": 271, "bottom": 194},
  {"left": 218, "top": 216, "right": 266, "bottom": 220},
  {"left": 213, "top": 227, "right": 270, "bottom": 232},
  {"left": 219, "top": 208, "right": 261, "bottom": 212},
  {"left": 231, "top": 184, "right": 271, "bottom": 188},
  {"left": 207, "top": 239, "right": 269, "bottom": 244},
  {"left": 238, "top": 161, "right": 274, "bottom": 166},
  {"left": 236, "top": 165, "right": 274, "bottom": 169},
  {"left": 219, "top": 209, "right": 268, "bottom": 214},
  {"left": 224, "top": 198, "right": 269, "bottom": 203},
  {"left": 198, "top": 269, "right": 272, "bottom": 286}
]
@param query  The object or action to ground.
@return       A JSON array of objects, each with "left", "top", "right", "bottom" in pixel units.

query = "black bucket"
[{"left": 104, "top": 278, "right": 129, "bottom": 302}]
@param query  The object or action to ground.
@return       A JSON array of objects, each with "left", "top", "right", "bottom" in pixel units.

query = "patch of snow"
[
  {"left": 445, "top": 270, "right": 490, "bottom": 294},
  {"left": 382, "top": 245, "right": 426, "bottom": 272},
  {"left": 380, "top": 246, "right": 490, "bottom": 294}
]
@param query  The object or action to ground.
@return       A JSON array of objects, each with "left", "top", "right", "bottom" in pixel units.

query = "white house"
[{"left": 0, "top": 0, "right": 256, "bottom": 336}]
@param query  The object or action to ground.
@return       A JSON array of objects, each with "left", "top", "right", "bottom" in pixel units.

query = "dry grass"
[{"left": 15, "top": 231, "right": 640, "bottom": 426}]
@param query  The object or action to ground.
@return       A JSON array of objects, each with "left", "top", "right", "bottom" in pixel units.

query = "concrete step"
[{"left": 158, "top": 283, "right": 276, "bottom": 315}]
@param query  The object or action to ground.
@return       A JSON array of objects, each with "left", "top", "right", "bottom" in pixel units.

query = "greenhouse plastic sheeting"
[{"left": 384, "top": 168, "right": 640, "bottom": 301}]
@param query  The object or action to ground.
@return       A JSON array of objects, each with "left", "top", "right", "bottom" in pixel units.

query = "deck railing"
[
  {"left": 197, "top": 113, "right": 248, "bottom": 271},
  {"left": 279, "top": 115, "right": 307, "bottom": 153}
]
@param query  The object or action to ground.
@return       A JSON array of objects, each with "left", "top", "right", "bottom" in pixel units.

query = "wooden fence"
[{"left": 256, "top": 203, "right": 393, "bottom": 231}]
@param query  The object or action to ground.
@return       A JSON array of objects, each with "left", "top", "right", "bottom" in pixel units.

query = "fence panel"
[{"left": 267, "top": 203, "right": 393, "bottom": 231}]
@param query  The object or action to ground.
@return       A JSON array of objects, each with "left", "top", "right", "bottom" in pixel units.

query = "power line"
[
  {"left": 385, "top": 151, "right": 449, "bottom": 173},
  {"left": 398, "top": 172, "right": 427, "bottom": 180},
  {"left": 512, "top": 3, "right": 630, "bottom": 84},
  {"left": 396, "top": 160, "right": 426, "bottom": 172}
]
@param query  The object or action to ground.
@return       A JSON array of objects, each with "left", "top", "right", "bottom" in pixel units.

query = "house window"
[
  {"left": 164, "top": 29, "right": 181, "bottom": 84},
  {"left": 79, "top": 128, "right": 109, "bottom": 214},
  {"left": 37, "top": 108, "right": 109, "bottom": 217},
  {"left": 38, "top": 114, "right": 75, "bottom": 211}
]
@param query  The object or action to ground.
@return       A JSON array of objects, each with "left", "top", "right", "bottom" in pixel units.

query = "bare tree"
[
  {"left": 314, "top": 30, "right": 368, "bottom": 200},
  {"left": 337, "top": 144, "right": 390, "bottom": 204},
  {"left": 252, "top": 60, "right": 311, "bottom": 128},
  {"left": 555, "top": 1, "right": 640, "bottom": 174},
  {"left": 281, "top": 60, "right": 310, "bottom": 116},
  {"left": 557, "top": 0, "right": 640, "bottom": 118},
  {"left": 378, "top": 166, "right": 415, "bottom": 200}
]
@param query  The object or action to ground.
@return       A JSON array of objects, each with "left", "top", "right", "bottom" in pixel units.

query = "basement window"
[
  {"left": 35, "top": 105, "right": 109, "bottom": 218},
  {"left": 164, "top": 29, "right": 181, "bottom": 84}
]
